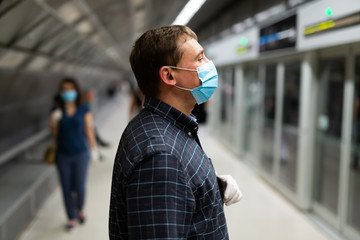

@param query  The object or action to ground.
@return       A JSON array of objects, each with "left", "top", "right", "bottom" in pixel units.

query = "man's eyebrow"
[{"left": 194, "top": 49, "right": 204, "bottom": 60}]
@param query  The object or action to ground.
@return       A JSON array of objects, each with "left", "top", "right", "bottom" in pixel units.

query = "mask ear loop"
[
  {"left": 174, "top": 85, "right": 193, "bottom": 91},
  {"left": 169, "top": 66, "right": 197, "bottom": 72},
  {"left": 168, "top": 66, "right": 200, "bottom": 91}
]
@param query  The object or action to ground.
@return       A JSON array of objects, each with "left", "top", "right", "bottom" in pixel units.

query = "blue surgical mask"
[
  {"left": 61, "top": 90, "right": 78, "bottom": 102},
  {"left": 169, "top": 60, "right": 218, "bottom": 104}
]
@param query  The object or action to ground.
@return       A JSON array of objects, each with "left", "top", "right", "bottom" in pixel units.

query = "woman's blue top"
[{"left": 57, "top": 104, "right": 90, "bottom": 155}]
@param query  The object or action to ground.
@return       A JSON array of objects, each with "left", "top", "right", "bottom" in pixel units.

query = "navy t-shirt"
[{"left": 57, "top": 104, "right": 90, "bottom": 155}]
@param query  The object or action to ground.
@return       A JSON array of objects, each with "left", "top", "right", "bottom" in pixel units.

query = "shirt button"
[{"left": 188, "top": 132, "right": 191, "bottom": 136}]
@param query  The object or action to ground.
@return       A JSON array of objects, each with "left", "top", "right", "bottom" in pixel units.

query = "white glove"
[
  {"left": 50, "top": 109, "right": 62, "bottom": 125},
  {"left": 90, "top": 147, "right": 100, "bottom": 162},
  {"left": 217, "top": 174, "right": 243, "bottom": 206}
]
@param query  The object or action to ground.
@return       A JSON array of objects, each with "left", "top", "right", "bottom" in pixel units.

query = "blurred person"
[
  {"left": 109, "top": 25, "right": 242, "bottom": 239},
  {"left": 107, "top": 81, "right": 119, "bottom": 98},
  {"left": 49, "top": 77, "right": 99, "bottom": 231},
  {"left": 84, "top": 89, "right": 110, "bottom": 149}
]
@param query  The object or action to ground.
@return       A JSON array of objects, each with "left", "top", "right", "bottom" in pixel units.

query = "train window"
[
  {"left": 220, "top": 68, "right": 235, "bottom": 123},
  {"left": 282, "top": 63, "right": 300, "bottom": 127},
  {"left": 261, "top": 64, "right": 277, "bottom": 173},
  {"left": 264, "top": 65, "right": 276, "bottom": 122},
  {"left": 279, "top": 61, "right": 301, "bottom": 191},
  {"left": 242, "top": 67, "right": 260, "bottom": 154},
  {"left": 220, "top": 69, "right": 227, "bottom": 123}
]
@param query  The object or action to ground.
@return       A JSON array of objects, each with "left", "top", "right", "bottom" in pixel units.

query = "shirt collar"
[{"left": 143, "top": 96, "right": 199, "bottom": 134}]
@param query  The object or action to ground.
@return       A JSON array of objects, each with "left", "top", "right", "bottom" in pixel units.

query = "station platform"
[{"left": 18, "top": 93, "right": 331, "bottom": 240}]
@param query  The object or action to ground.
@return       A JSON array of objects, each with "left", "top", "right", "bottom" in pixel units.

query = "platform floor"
[{"left": 18, "top": 93, "right": 331, "bottom": 240}]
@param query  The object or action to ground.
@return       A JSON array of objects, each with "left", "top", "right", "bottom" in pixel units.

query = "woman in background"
[{"left": 49, "top": 77, "right": 98, "bottom": 230}]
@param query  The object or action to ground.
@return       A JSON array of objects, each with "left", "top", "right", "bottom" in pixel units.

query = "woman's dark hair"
[
  {"left": 129, "top": 25, "right": 198, "bottom": 97},
  {"left": 58, "top": 77, "right": 82, "bottom": 107}
]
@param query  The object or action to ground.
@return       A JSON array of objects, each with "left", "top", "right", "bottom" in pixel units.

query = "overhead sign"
[
  {"left": 304, "top": 10, "right": 360, "bottom": 37},
  {"left": 259, "top": 14, "right": 297, "bottom": 53},
  {"left": 236, "top": 37, "right": 252, "bottom": 55},
  {"left": 298, "top": 0, "right": 360, "bottom": 51},
  {"left": 205, "top": 27, "right": 258, "bottom": 67}
]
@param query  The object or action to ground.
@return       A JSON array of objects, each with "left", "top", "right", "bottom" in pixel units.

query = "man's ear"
[{"left": 159, "top": 66, "right": 176, "bottom": 86}]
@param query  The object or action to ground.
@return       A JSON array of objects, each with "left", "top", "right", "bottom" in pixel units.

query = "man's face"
[{"left": 174, "top": 37, "right": 209, "bottom": 90}]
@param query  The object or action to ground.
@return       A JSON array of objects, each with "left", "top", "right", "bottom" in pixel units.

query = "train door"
[
  {"left": 279, "top": 61, "right": 301, "bottom": 192},
  {"left": 242, "top": 65, "right": 261, "bottom": 163},
  {"left": 313, "top": 46, "right": 360, "bottom": 240},
  {"left": 260, "top": 59, "right": 302, "bottom": 195},
  {"left": 345, "top": 51, "right": 360, "bottom": 240},
  {"left": 261, "top": 64, "right": 277, "bottom": 173},
  {"left": 313, "top": 53, "right": 345, "bottom": 228},
  {"left": 219, "top": 67, "right": 236, "bottom": 146}
]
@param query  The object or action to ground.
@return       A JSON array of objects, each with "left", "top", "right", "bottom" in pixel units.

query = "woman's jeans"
[{"left": 56, "top": 151, "right": 90, "bottom": 220}]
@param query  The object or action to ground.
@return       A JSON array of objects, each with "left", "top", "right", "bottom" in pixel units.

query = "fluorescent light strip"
[{"left": 172, "top": 0, "right": 207, "bottom": 25}]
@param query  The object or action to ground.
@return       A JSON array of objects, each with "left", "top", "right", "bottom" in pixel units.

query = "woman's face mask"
[
  {"left": 169, "top": 60, "right": 218, "bottom": 105},
  {"left": 61, "top": 90, "right": 78, "bottom": 102}
]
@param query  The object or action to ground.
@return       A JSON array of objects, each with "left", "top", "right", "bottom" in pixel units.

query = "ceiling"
[{"left": 0, "top": 0, "right": 189, "bottom": 72}]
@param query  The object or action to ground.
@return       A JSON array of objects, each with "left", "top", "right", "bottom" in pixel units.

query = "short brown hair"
[{"left": 129, "top": 25, "right": 197, "bottom": 97}]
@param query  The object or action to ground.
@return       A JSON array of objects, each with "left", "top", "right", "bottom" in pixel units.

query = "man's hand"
[{"left": 217, "top": 175, "right": 243, "bottom": 206}]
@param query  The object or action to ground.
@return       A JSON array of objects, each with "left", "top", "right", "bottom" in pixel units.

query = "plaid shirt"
[{"left": 109, "top": 96, "right": 228, "bottom": 240}]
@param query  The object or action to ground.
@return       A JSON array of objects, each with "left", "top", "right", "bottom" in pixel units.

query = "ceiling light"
[
  {"left": 76, "top": 20, "right": 93, "bottom": 34},
  {"left": 51, "top": 61, "right": 65, "bottom": 72},
  {"left": 172, "top": 0, "right": 206, "bottom": 25},
  {"left": 0, "top": 51, "right": 27, "bottom": 68},
  {"left": 58, "top": 2, "right": 82, "bottom": 24},
  {"left": 27, "top": 56, "right": 49, "bottom": 71}
]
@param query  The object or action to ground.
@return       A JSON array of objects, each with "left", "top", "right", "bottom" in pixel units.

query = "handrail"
[{"left": 0, "top": 129, "right": 49, "bottom": 166}]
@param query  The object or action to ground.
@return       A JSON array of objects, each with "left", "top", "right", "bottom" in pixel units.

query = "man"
[{"left": 109, "top": 25, "right": 242, "bottom": 239}]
